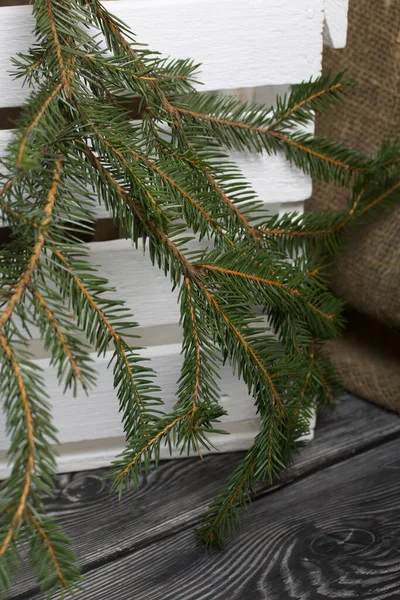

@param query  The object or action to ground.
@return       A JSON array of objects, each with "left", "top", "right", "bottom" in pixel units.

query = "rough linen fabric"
[{"left": 307, "top": 0, "right": 400, "bottom": 411}]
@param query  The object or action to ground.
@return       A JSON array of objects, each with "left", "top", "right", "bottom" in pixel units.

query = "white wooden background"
[{"left": 0, "top": 0, "right": 348, "bottom": 477}]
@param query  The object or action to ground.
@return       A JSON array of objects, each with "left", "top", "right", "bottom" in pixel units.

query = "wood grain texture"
[
  {"left": 323, "top": 0, "right": 349, "bottom": 48},
  {"left": 24, "top": 439, "right": 399, "bottom": 600},
  {"left": 9, "top": 394, "right": 400, "bottom": 597},
  {"left": 0, "top": 0, "right": 325, "bottom": 108}
]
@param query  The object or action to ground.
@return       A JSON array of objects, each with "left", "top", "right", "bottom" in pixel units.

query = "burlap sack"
[
  {"left": 308, "top": 0, "right": 400, "bottom": 327},
  {"left": 325, "top": 312, "right": 400, "bottom": 413},
  {"left": 307, "top": 0, "right": 400, "bottom": 412}
]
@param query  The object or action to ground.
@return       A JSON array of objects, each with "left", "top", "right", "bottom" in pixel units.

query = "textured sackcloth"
[
  {"left": 306, "top": 0, "right": 400, "bottom": 411},
  {"left": 325, "top": 311, "right": 400, "bottom": 413}
]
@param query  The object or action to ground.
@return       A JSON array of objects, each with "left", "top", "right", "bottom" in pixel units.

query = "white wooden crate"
[{"left": 0, "top": 0, "right": 349, "bottom": 476}]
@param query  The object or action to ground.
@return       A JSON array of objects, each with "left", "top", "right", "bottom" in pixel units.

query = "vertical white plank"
[{"left": 323, "top": 0, "right": 349, "bottom": 48}]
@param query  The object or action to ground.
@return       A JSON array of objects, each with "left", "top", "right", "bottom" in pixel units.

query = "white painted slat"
[
  {"left": 88, "top": 239, "right": 181, "bottom": 328},
  {"left": 0, "top": 342, "right": 316, "bottom": 477},
  {"left": 323, "top": 0, "right": 349, "bottom": 48},
  {"left": 0, "top": 0, "right": 326, "bottom": 108},
  {"left": 7, "top": 239, "right": 196, "bottom": 340},
  {"left": 0, "top": 126, "right": 312, "bottom": 213}
]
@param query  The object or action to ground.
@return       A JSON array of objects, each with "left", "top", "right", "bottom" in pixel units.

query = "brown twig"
[
  {"left": 0, "top": 334, "right": 35, "bottom": 557},
  {"left": 16, "top": 83, "right": 63, "bottom": 169},
  {"left": 0, "top": 160, "right": 62, "bottom": 329},
  {"left": 46, "top": 0, "right": 69, "bottom": 89},
  {"left": 269, "top": 82, "right": 344, "bottom": 129}
]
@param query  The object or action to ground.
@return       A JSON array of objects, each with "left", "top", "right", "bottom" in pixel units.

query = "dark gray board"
[{"left": 10, "top": 394, "right": 400, "bottom": 598}]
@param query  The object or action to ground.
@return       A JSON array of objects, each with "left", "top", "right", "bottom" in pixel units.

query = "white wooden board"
[
  {"left": 0, "top": 342, "right": 316, "bottom": 477},
  {"left": 87, "top": 239, "right": 184, "bottom": 328},
  {"left": 0, "top": 128, "right": 312, "bottom": 213},
  {"left": 0, "top": 0, "right": 326, "bottom": 108}
]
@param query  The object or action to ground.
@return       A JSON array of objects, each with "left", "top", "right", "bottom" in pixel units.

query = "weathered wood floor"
[{"left": 10, "top": 393, "right": 400, "bottom": 599}]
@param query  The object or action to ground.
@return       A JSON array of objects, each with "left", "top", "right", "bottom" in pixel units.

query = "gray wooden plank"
[
  {"left": 21, "top": 437, "right": 400, "bottom": 599},
  {"left": 9, "top": 394, "right": 400, "bottom": 597}
]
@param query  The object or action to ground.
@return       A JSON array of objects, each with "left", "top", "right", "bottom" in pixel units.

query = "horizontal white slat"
[
  {"left": 0, "top": 0, "right": 326, "bottom": 108},
  {"left": 0, "top": 342, "right": 316, "bottom": 477},
  {"left": 9, "top": 239, "right": 198, "bottom": 340},
  {"left": 0, "top": 414, "right": 316, "bottom": 478},
  {"left": 2, "top": 421, "right": 262, "bottom": 477},
  {"left": 88, "top": 239, "right": 182, "bottom": 328},
  {"left": 0, "top": 343, "right": 251, "bottom": 449},
  {"left": 0, "top": 124, "right": 312, "bottom": 215},
  {"left": 323, "top": 0, "right": 349, "bottom": 48}
]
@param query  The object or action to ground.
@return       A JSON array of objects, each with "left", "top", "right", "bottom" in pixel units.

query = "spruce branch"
[
  {"left": 269, "top": 71, "right": 355, "bottom": 129},
  {"left": 31, "top": 288, "right": 83, "bottom": 383},
  {"left": 0, "top": 334, "right": 35, "bottom": 559},
  {"left": 47, "top": 242, "right": 161, "bottom": 438},
  {"left": 16, "top": 84, "right": 63, "bottom": 169},
  {"left": 0, "top": 0, "right": 399, "bottom": 594},
  {"left": 26, "top": 510, "right": 68, "bottom": 590},
  {"left": 0, "top": 159, "right": 62, "bottom": 329}
]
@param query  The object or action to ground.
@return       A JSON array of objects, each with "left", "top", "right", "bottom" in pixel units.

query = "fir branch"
[
  {"left": 184, "top": 277, "right": 202, "bottom": 419},
  {"left": 89, "top": 158, "right": 284, "bottom": 415},
  {"left": 356, "top": 180, "right": 400, "bottom": 218},
  {"left": 0, "top": 196, "right": 35, "bottom": 228},
  {"left": 128, "top": 148, "right": 235, "bottom": 245},
  {"left": 0, "top": 179, "right": 15, "bottom": 199},
  {"left": 198, "top": 454, "right": 256, "bottom": 548},
  {"left": 85, "top": 154, "right": 285, "bottom": 444},
  {"left": 0, "top": 161, "right": 62, "bottom": 562},
  {"left": 198, "top": 401, "right": 290, "bottom": 548},
  {"left": 0, "top": 160, "right": 61, "bottom": 328},
  {"left": 271, "top": 82, "right": 343, "bottom": 127},
  {"left": 201, "top": 286, "right": 284, "bottom": 415},
  {"left": 30, "top": 288, "right": 82, "bottom": 383},
  {"left": 204, "top": 169, "right": 261, "bottom": 244},
  {"left": 270, "top": 71, "right": 354, "bottom": 129},
  {"left": 198, "top": 263, "right": 302, "bottom": 296},
  {"left": 45, "top": 0, "right": 70, "bottom": 89},
  {"left": 175, "top": 100, "right": 368, "bottom": 183},
  {"left": 27, "top": 510, "right": 67, "bottom": 590},
  {"left": 47, "top": 242, "right": 155, "bottom": 436},
  {"left": 114, "top": 410, "right": 192, "bottom": 483},
  {"left": 197, "top": 260, "right": 337, "bottom": 327},
  {"left": 16, "top": 84, "right": 63, "bottom": 169},
  {"left": 268, "top": 130, "right": 365, "bottom": 174},
  {"left": 301, "top": 346, "right": 316, "bottom": 399},
  {"left": 84, "top": 127, "right": 166, "bottom": 222},
  {"left": 259, "top": 178, "right": 400, "bottom": 243}
]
